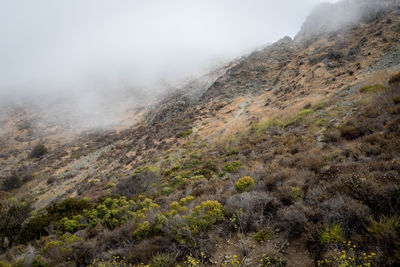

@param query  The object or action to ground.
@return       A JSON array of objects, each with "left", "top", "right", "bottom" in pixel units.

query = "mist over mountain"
[{"left": 0, "top": 0, "right": 336, "bottom": 129}]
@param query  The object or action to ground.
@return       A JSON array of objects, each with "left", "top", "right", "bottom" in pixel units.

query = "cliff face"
[{"left": 1, "top": 0, "right": 400, "bottom": 266}]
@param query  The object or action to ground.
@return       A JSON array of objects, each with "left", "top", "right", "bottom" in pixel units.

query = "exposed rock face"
[{"left": 295, "top": 0, "right": 395, "bottom": 42}]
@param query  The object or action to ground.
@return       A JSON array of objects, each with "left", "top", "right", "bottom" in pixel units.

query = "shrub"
[
  {"left": 287, "top": 109, "right": 314, "bottom": 125},
  {"left": 277, "top": 203, "right": 308, "bottom": 239},
  {"left": 235, "top": 176, "right": 255, "bottom": 193},
  {"left": 254, "top": 229, "right": 271, "bottom": 242},
  {"left": 300, "top": 152, "right": 326, "bottom": 173},
  {"left": 85, "top": 197, "right": 159, "bottom": 230},
  {"left": 0, "top": 198, "right": 31, "bottom": 248},
  {"left": 313, "top": 101, "right": 326, "bottom": 111},
  {"left": 56, "top": 216, "right": 85, "bottom": 233},
  {"left": 89, "top": 256, "right": 136, "bottom": 267},
  {"left": 366, "top": 216, "right": 400, "bottom": 261},
  {"left": 226, "top": 192, "right": 278, "bottom": 232},
  {"left": 41, "top": 233, "right": 81, "bottom": 265},
  {"left": 317, "top": 195, "right": 369, "bottom": 235},
  {"left": 176, "top": 129, "right": 193, "bottom": 138},
  {"left": 2, "top": 175, "right": 23, "bottom": 191},
  {"left": 253, "top": 118, "right": 284, "bottom": 136},
  {"left": 317, "top": 242, "right": 376, "bottom": 267},
  {"left": 319, "top": 223, "right": 344, "bottom": 244},
  {"left": 31, "top": 256, "right": 46, "bottom": 267},
  {"left": 162, "top": 186, "right": 173, "bottom": 195},
  {"left": 290, "top": 187, "right": 304, "bottom": 200},
  {"left": 258, "top": 254, "right": 285, "bottom": 267},
  {"left": 21, "top": 198, "right": 92, "bottom": 242},
  {"left": 323, "top": 127, "right": 341, "bottom": 143},
  {"left": 180, "top": 195, "right": 195, "bottom": 205},
  {"left": 194, "top": 160, "right": 218, "bottom": 179},
  {"left": 389, "top": 72, "right": 400, "bottom": 85},
  {"left": 133, "top": 221, "right": 151, "bottom": 239},
  {"left": 225, "top": 149, "right": 238, "bottom": 157},
  {"left": 188, "top": 201, "right": 225, "bottom": 234},
  {"left": 29, "top": 144, "right": 48, "bottom": 158},
  {"left": 222, "top": 161, "right": 242, "bottom": 173},
  {"left": 150, "top": 253, "right": 177, "bottom": 267},
  {"left": 393, "top": 96, "right": 400, "bottom": 105},
  {"left": 112, "top": 170, "right": 160, "bottom": 198},
  {"left": 265, "top": 168, "right": 296, "bottom": 191},
  {"left": 360, "top": 84, "right": 386, "bottom": 93},
  {"left": 340, "top": 122, "right": 369, "bottom": 140},
  {"left": 69, "top": 240, "right": 97, "bottom": 266}
]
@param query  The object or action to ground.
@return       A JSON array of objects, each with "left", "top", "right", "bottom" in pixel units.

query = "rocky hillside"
[{"left": 1, "top": 0, "right": 400, "bottom": 266}]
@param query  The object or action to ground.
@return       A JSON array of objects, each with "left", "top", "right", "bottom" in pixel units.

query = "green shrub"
[
  {"left": 319, "top": 223, "right": 344, "bottom": 244},
  {"left": 191, "top": 159, "right": 201, "bottom": 165},
  {"left": 106, "top": 182, "right": 115, "bottom": 189},
  {"left": 133, "top": 221, "right": 151, "bottom": 239},
  {"left": 235, "top": 176, "right": 255, "bottom": 193},
  {"left": 2, "top": 175, "right": 23, "bottom": 191},
  {"left": 0, "top": 198, "right": 31, "bottom": 248},
  {"left": 31, "top": 256, "right": 46, "bottom": 267},
  {"left": 225, "top": 149, "right": 238, "bottom": 156},
  {"left": 223, "top": 161, "right": 242, "bottom": 173},
  {"left": 254, "top": 229, "right": 271, "bottom": 242},
  {"left": 150, "top": 253, "right": 176, "bottom": 267},
  {"left": 253, "top": 118, "right": 284, "bottom": 136},
  {"left": 85, "top": 197, "right": 159, "bottom": 229},
  {"left": 286, "top": 109, "right": 314, "bottom": 125},
  {"left": 56, "top": 216, "right": 84, "bottom": 233},
  {"left": 360, "top": 84, "right": 386, "bottom": 93},
  {"left": 367, "top": 216, "right": 400, "bottom": 238},
  {"left": 134, "top": 165, "right": 148, "bottom": 174},
  {"left": 313, "top": 101, "right": 326, "bottom": 111},
  {"left": 187, "top": 200, "right": 225, "bottom": 235},
  {"left": 194, "top": 160, "right": 218, "bottom": 179},
  {"left": 21, "top": 198, "right": 91, "bottom": 242},
  {"left": 29, "top": 144, "right": 48, "bottom": 158},
  {"left": 367, "top": 216, "right": 400, "bottom": 260},
  {"left": 162, "top": 186, "right": 173, "bottom": 195},
  {"left": 180, "top": 195, "right": 194, "bottom": 205},
  {"left": 290, "top": 187, "right": 304, "bottom": 200},
  {"left": 176, "top": 129, "right": 193, "bottom": 138}
]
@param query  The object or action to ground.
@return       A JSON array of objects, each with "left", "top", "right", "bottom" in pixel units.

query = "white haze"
[{"left": 0, "top": 0, "right": 337, "bottom": 129}]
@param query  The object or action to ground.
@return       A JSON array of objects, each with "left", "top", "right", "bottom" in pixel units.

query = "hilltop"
[{"left": 1, "top": 0, "right": 400, "bottom": 266}]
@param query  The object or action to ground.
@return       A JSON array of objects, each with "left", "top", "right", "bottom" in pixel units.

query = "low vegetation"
[
  {"left": 29, "top": 144, "right": 48, "bottom": 159},
  {"left": 1, "top": 73, "right": 400, "bottom": 265},
  {"left": 234, "top": 176, "right": 255, "bottom": 193}
]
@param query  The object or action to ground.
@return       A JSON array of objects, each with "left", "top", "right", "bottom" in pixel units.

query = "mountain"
[{"left": 1, "top": 0, "right": 400, "bottom": 266}]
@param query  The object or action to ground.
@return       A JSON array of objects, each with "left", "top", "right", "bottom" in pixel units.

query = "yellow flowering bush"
[
  {"left": 235, "top": 176, "right": 255, "bottom": 193},
  {"left": 317, "top": 241, "right": 376, "bottom": 267}
]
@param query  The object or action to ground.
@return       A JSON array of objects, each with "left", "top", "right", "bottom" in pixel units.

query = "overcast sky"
[{"left": 0, "top": 0, "right": 340, "bottom": 95}]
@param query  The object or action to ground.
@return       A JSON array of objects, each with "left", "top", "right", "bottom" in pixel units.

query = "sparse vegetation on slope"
[{"left": 1, "top": 1, "right": 400, "bottom": 265}]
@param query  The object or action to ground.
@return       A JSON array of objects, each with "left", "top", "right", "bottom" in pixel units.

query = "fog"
[{"left": 0, "top": 0, "right": 338, "bottom": 129}]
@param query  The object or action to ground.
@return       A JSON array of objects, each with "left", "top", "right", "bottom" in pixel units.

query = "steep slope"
[{"left": 1, "top": 0, "right": 400, "bottom": 266}]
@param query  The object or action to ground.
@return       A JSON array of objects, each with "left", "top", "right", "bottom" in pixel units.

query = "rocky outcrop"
[{"left": 295, "top": 0, "right": 394, "bottom": 42}]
